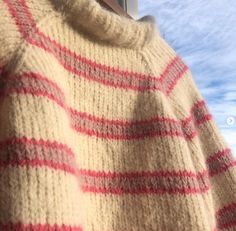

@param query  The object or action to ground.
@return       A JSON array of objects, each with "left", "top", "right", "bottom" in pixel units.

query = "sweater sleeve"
[
  {"left": 0, "top": 2, "right": 85, "bottom": 230},
  {"left": 168, "top": 54, "right": 236, "bottom": 229}
]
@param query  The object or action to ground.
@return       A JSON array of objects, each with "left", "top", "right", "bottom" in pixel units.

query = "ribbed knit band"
[{"left": 51, "top": 0, "right": 158, "bottom": 49}]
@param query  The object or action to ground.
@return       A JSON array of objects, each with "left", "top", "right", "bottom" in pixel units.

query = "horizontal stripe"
[
  {"left": 206, "top": 148, "right": 236, "bottom": 177},
  {"left": 4, "top": 0, "right": 189, "bottom": 93},
  {"left": 0, "top": 136, "right": 78, "bottom": 174},
  {"left": 0, "top": 159, "right": 77, "bottom": 174},
  {"left": 190, "top": 100, "right": 213, "bottom": 125},
  {"left": 216, "top": 202, "right": 236, "bottom": 230},
  {"left": 78, "top": 168, "right": 209, "bottom": 178},
  {"left": 0, "top": 222, "right": 83, "bottom": 231},
  {"left": 81, "top": 185, "right": 209, "bottom": 195},
  {"left": 0, "top": 72, "right": 65, "bottom": 104},
  {"left": 0, "top": 136, "right": 75, "bottom": 156},
  {"left": 0, "top": 71, "right": 212, "bottom": 140},
  {"left": 78, "top": 168, "right": 211, "bottom": 195}
]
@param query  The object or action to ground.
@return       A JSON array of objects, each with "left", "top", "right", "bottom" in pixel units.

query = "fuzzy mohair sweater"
[{"left": 0, "top": 0, "right": 236, "bottom": 230}]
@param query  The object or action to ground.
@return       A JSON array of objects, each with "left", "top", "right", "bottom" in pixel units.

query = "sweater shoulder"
[{"left": 0, "top": 0, "right": 55, "bottom": 68}]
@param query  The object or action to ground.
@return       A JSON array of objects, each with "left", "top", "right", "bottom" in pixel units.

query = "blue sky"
[{"left": 139, "top": 0, "right": 236, "bottom": 156}]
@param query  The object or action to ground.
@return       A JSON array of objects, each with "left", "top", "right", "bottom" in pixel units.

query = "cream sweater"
[{"left": 0, "top": 0, "right": 236, "bottom": 230}]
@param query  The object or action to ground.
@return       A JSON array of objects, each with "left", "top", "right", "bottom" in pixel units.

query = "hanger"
[{"left": 97, "top": 0, "right": 133, "bottom": 19}]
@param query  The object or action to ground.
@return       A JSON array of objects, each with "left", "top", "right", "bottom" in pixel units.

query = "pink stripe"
[
  {"left": 20, "top": 72, "right": 65, "bottom": 96},
  {"left": 3, "top": 0, "right": 35, "bottom": 38},
  {"left": 190, "top": 100, "right": 213, "bottom": 125},
  {"left": 81, "top": 185, "right": 211, "bottom": 195},
  {"left": 0, "top": 158, "right": 77, "bottom": 174},
  {"left": 0, "top": 87, "right": 67, "bottom": 110},
  {"left": 215, "top": 201, "right": 236, "bottom": 230},
  {"left": 211, "top": 161, "right": 236, "bottom": 177},
  {"left": 0, "top": 222, "right": 83, "bottom": 231},
  {"left": 165, "top": 61, "right": 189, "bottom": 95},
  {"left": 159, "top": 56, "right": 179, "bottom": 82},
  {"left": 218, "top": 221, "right": 236, "bottom": 230},
  {"left": 216, "top": 202, "right": 236, "bottom": 216},
  {"left": 196, "top": 114, "right": 213, "bottom": 125},
  {"left": 0, "top": 136, "right": 78, "bottom": 175},
  {"left": 72, "top": 126, "right": 197, "bottom": 140},
  {"left": 79, "top": 166, "right": 211, "bottom": 195},
  {"left": 78, "top": 168, "right": 208, "bottom": 178},
  {"left": 0, "top": 136, "right": 75, "bottom": 157},
  {"left": 207, "top": 148, "right": 232, "bottom": 163},
  {"left": 206, "top": 148, "right": 236, "bottom": 176}
]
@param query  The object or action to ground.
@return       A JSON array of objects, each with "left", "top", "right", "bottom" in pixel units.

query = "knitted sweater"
[{"left": 0, "top": 0, "right": 236, "bottom": 230}]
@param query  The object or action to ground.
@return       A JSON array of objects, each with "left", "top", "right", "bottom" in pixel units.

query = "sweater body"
[{"left": 0, "top": 0, "right": 236, "bottom": 230}]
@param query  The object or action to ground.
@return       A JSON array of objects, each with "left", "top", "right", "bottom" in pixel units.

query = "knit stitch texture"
[{"left": 0, "top": 0, "right": 236, "bottom": 230}]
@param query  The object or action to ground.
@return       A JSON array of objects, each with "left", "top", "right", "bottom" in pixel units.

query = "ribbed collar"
[{"left": 53, "top": 0, "right": 158, "bottom": 49}]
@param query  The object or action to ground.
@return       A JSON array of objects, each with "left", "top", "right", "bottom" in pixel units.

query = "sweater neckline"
[{"left": 54, "top": 0, "right": 158, "bottom": 49}]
